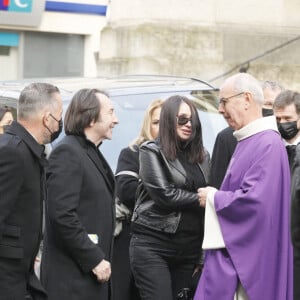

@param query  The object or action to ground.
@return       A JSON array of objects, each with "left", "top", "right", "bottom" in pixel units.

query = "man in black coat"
[
  {"left": 291, "top": 143, "right": 300, "bottom": 300},
  {"left": 41, "top": 89, "right": 118, "bottom": 300},
  {"left": 0, "top": 83, "right": 63, "bottom": 299},
  {"left": 274, "top": 90, "right": 300, "bottom": 300}
]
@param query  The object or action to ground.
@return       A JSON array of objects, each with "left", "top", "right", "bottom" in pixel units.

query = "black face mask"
[
  {"left": 262, "top": 108, "right": 274, "bottom": 117},
  {"left": 50, "top": 118, "right": 63, "bottom": 142},
  {"left": 45, "top": 114, "right": 63, "bottom": 143},
  {"left": 277, "top": 121, "right": 299, "bottom": 140}
]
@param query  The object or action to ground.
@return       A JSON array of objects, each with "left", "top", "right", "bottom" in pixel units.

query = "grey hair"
[
  {"left": 262, "top": 80, "right": 284, "bottom": 92},
  {"left": 231, "top": 73, "right": 264, "bottom": 105},
  {"left": 273, "top": 90, "right": 300, "bottom": 115},
  {"left": 18, "top": 83, "right": 60, "bottom": 120}
]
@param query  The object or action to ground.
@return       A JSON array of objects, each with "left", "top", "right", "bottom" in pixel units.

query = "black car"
[{"left": 0, "top": 75, "right": 227, "bottom": 171}]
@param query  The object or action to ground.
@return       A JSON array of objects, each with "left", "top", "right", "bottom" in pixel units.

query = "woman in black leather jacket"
[{"left": 130, "top": 95, "right": 209, "bottom": 300}]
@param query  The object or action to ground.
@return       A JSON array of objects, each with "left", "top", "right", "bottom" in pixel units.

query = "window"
[
  {"left": 23, "top": 32, "right": 84, "bottom": 78},
  {"left": 0, "top": 46, "right": 10, "bottom": 56}
]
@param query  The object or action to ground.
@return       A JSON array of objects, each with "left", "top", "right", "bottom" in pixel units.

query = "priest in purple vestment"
[{"left": 194, "top": 73, "right": 293, "bottom": 300}]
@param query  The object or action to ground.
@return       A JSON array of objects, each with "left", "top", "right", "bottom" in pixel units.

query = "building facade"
[
  {"left": 0, "top": 0, "right": 108, "bottom": 80},
  {"left": 98, "top": 0, "right": 300, "bottom": 90},
  {"left": 1, "top": 0, "right": 300, "bottom": 90}
]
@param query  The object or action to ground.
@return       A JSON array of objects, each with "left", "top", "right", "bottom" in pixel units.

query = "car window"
[
  {"left": 100, "top": 90, "right": 226, "bottom": 171},
  {"left": 0, "top": 96, "right": 17, "bottom": 120},
  {"left": 0, "top": 82, "right": 227, "bottom": 173}
]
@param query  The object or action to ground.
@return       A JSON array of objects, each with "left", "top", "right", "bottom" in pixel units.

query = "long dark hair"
[
  {"left": 64, "top": 88, "right": 108, "bottom": 136},
  {"left": 159, "top": 95, "right": 204, "bottom": 163}
]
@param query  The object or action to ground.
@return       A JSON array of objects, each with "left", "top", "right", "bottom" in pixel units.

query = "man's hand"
[
  {"left": 92, "top": 259, "right": 111, "bottom": 283},
  {"left": 197, "top": 186, "right": 217, "bottom": 207}
]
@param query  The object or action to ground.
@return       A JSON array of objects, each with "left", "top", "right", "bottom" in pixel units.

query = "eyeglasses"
[
  {"left": 50, "top": 113, "right": 60, "bottom": 123},
  {"left": 177, "top": 115, "right": 192, "bottom": 126},
  {"left": 219, "top": 92, "right": 245, "bottom": 106}
]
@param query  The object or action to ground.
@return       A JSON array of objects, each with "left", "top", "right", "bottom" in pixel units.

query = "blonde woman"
[
  {"left": 113, "top": 99, "right": 163, "bottom": 300},
  {"left": 0, "top": 106, "right": 13, "bottom": 134}
]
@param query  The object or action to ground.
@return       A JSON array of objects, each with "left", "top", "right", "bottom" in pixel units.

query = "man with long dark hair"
[{"left": 41, "top": 89, "right": 118, "bottom": 300}]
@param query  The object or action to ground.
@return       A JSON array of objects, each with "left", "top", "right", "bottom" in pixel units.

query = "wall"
[
  {"left": 98, "top": 0, "right": 300, "bottom": 90},
  {"left": 0, "top": 47, "right": 19, "bottom": 80}
]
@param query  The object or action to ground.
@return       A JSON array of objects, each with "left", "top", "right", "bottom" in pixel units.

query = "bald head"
[
  {"left": 220, "top": 73, "right": 264, "bottom": 105},
  {"left": 219, "top": 73, "right": 264, "bottom": 130}
]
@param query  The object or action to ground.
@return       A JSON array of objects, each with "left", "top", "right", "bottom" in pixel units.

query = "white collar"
[
  {"left": 233, "top": 116, "right": 278, "bottom": 142},
  {"left": 284, "top": 135, "right": 300, "bottom": 146}
]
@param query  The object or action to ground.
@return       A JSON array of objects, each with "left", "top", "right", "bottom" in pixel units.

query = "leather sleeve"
[{"left": 139, "top": 142, "right": 199, "bottom": 210}]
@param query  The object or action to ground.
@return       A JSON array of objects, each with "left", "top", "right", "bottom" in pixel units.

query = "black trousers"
[
  {"left": 129, "top": 234, "right": 199, "bottom": 300},
  {"left": 112, "top": 221, "right": 140, "bottom": 300},
  {"left": 294, "top": 247, "right": 300, "bottom": 300}
]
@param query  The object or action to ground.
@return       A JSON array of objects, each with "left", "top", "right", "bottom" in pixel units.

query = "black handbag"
[
  {"left": 176, "top": 267, "right": 202, "bottom": 300},
  {"left": 177, "top": 288, "right": 193, "bottom": 300}
]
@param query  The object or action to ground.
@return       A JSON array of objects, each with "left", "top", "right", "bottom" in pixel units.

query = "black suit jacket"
[
  {"left": 0, "top": 121, "right": 47, "bottom": 299},
  {"left": 41, "top": 135, "right": 115, "bottom": 300},
  {"left": 291, "top": 144, "right": 300, "bottom": 300},
  {"left": 209, "top": 126, "right": 237, "bottom": 189}
]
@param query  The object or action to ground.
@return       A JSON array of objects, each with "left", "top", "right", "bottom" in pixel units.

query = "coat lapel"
[
  {"left": 168, "top": 159, "right": 187, "bottom": 178},
  {"left": 167, "top": 155, "right": 207, "bottom": 186},
  {"left": 86, "top": 146, "right": 115, "bottom": 194}
]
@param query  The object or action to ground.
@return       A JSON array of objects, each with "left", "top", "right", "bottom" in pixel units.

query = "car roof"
[
  {"left": 0, "top": 75, "right": 225, "bottom": 170},
  {"left": 0, "top": 74, "right": 217, "bottom": 98}
]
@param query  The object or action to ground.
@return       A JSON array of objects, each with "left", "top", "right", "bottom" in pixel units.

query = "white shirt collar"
[
  {"left": 284, "top": 135, "right": 300, "bottom": 146},
  {"left": 233, "top": 116, "right": 278, "bottom": 142}
]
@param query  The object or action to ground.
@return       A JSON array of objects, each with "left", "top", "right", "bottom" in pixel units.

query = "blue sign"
[
  {"left": 0, "top": 32, "right": 19, "bottom": 46},
  {"left": 0, "top": 0, "right": 45, "bottom": 26},
  {"left": 0, "top": 0, "right": 33, "bottom": 13},
  {"left": 45, "top": 1, "right": 107, "bottom": 16}
]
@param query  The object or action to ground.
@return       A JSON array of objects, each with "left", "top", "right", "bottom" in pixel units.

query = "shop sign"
[
  {"left": 0, "top": 0, "right": 45, "bottom": 26},
  {"left": 0, "top": 0, "right": 32, "bottom": 12}
]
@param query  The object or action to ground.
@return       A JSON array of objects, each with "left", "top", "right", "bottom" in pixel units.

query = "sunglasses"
[{"left": 177, "top": 115, "right": 192, "bottom": 126}]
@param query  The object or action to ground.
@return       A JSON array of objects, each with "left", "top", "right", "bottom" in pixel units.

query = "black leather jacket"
[{"left": 132, "top": 140, "right": 210, "bottom": 233}]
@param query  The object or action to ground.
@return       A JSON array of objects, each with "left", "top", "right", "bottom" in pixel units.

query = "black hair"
[
  {"left": 159, "top": 95, "right": 204, "bottom": 163},
  {"left": 64, "top": 88, "right": 108, "bottom": 136}
]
